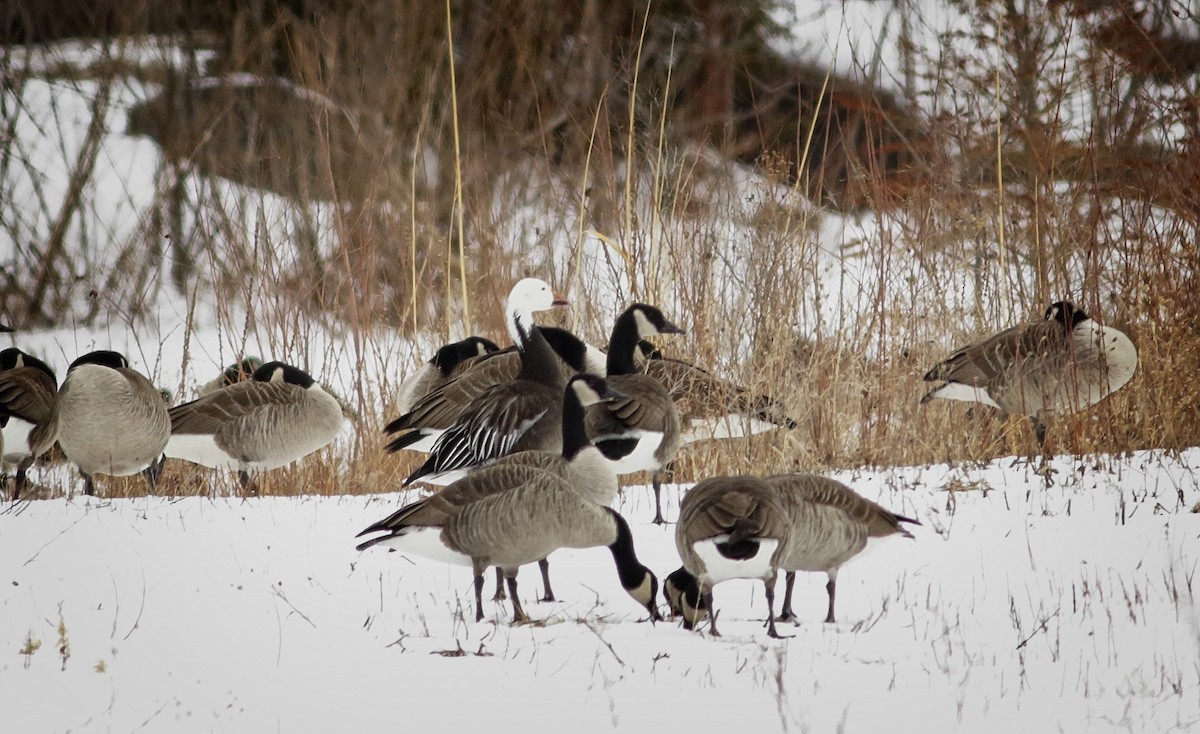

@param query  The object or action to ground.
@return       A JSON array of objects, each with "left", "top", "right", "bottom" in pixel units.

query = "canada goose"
[
  {"left": 586, "top": 305, "right": 685, "bottom": 525},
  {"left": 0, "top": 348, "right": 58, "bottom": 499},
  {"left": 31, "top": 350, "right": 170, "bottom": 497},
  {"left": 0, "top": 322, "right": 12, "bottom": 332},
  {"left": 921, "top": 301, "right": 1138, "bottom": 445},
  {"left": 385, "top": 326, "right": 603, "bottom": 454},
  {"left": 355, "top": 471, "right": 660, "bottom": 625},
  {"left": 392, "top": 278, "right": 570, "bottom": 486},
  {"left": 376, "top": 373, "right": 622, "bottom": 603},
  {"left": 394, "top": 337, "right": 500, "bottom": 416},
  {"left": 635, "top": 341, "right": 796, "bottom": 445},
  {"left": 667, "top": 474, "right": 919, "bottom": 629},
  {"left": 198, "top": 356, "right": 264, "bottom": 396},
  {"left": 165, "top": 361, "right": 345, "bottom": 494},
  {"left": 761, "top": 473, "right": 918, "bottom": 623},
  {"left": 670, "top": 475, "right": 792, "bottom": 638}
]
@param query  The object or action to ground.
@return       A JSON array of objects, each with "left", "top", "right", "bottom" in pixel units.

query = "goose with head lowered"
[
  {"left": 198, "top": 356, "right": 264, "bottom": 396},
  {"left": 165, "top": 361, "right": 344, "bottom": 494},
  {"left": 363, "top": 373, "right": 623, "bottom": 604},
  {"left": 0, "top": 348, "right": 58, "bottom": 499},
  {"left": 385, "top": 326, "right": 604, "bottom": 454},
  {"left": 31, "top": 350, "right": 170, "bottom": 497},
  {"left": 666, "top": 473, "right": 919, "bottom": 629},
  {"left": 355, "top": 382, "right": 661, "bottom": 625},
  {"left": 586, "top": 304, "right": 685, "bottom": 524},
  {"left": 667, "top": 475, "right": 792, "bottom": 638},
  {"left": 921, "top": 300, "right": 1138, "bottom": 445},
  {"left": 393, "top": 278, "right": 571, "bottom": 486}
]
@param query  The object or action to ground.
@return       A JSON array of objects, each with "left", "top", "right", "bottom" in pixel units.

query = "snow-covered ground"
[{"left": 3, "top": 449, "right": 1197, "bottom": 733}]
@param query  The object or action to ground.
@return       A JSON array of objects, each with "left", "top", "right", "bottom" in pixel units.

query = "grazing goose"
[
  {"left": 667, "top": 474, "right": 920, "bottom": 628},
  {"left": 762, "top": 473, "right": 918, "bottom": 623},
  {"left": 669, "top": 475, "right": 792, "bottom": 637},
  {"left": 635, "top": 341, "right": 796, "bottom": 445},
  {"left": 356, "top": 468, "right": 660, "bottom": 625},
  {"left": 586, "top": 305, "right": 685, "bottom": 525},
  {"left": 372, "top": 373, "right": 622, "bottom": 603},
  {"left": 165, "top": 361, "right": 345, "bottom": 494},
  {"left": 0, "top": 348, "right": 58, "bottom": 499},
  {"left": 393, "top": 278, "right": 571, "bottom": 486},
  {"left": 31, "top": 351, "right": 170, "bottom": 497},
  {"left": 198, "top": 356, "right": 264, "bottom": 396},
  {"left": 921, "top": 301, "right": 1138, "bottom": 445},
  {"left": 385, "top": 326, "right": 603, "bottom": 454},
  {"left": 394, "top": 337, "right": 500, "bottom": 416}
]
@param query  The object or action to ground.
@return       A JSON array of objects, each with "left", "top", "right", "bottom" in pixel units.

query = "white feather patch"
[
  {"left": 369, "top": 526, "right": 472, "bottom": 566},
  {"left": 680, "top": 416, "right": 781, "bottom": 444},
  {"left": 165, "top": 434, "right": 241, "bottom": 470},
  {"left": 927, "top": 382, "right": 1001, "bottom": 409},
  {"left": 1, "top": 418, "right": 35, "bottom": 461},
  {"left": 692, "top": 537, "right": 780, "bottom": 584},
  {"left": 397, "top": 429, "right": 443, "bottom": 454},
  {"left": 596, "top": 429, "right": 665, "bottom": 474}
]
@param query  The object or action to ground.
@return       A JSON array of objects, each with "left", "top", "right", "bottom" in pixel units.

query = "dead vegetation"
[{"left": 3, "top": 0, "right": 1200, "bottom": 496}]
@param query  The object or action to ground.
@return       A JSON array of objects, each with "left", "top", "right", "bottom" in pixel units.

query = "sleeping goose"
[
  {"left": 0, "top": 348, "right": 58, "bottom": 499},
  {"left": 586, "top": 304, "right": 684, "bottom": 524},
  {"left": 165, "top": 361, "right": 344, "bottom": 494},
  {"left": 385, "top": 326, "right": 603, "bottom": 454},
  {"left": 668, "top": 475, "right": 792, "bottom": 637},
  {"left": 31, "top": 350, "right": 170, "bottom": 497},
  {"left": 356, "top": 478, "right": 659, "bottom": 624},
  {"left": 666, "top": 473, "right": 919, "bottom": 629},
  {"left": 921, "top": 300, "right": 1138, "bottom": 445},
  {"left": 635, "top": 341, "right": 796, "bottom": 445},
  {"left": 393, "top": 278, "right": 570, "bottom": 486},
  {"left": 394, "top": 337, "right": 500, "bottom": 416},
  {"left": 366, "top": 373, "right": 622, "bottom": 603},
  {"left": 198, "top": 356, "right": 264, "bottom": 396}
]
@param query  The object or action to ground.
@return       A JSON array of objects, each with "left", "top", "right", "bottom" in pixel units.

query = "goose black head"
[
  {"left": 253, "top": 361, "right": 317, "bottom": 388},
  {"left": 626, "top": 304, "right": 685, "bottom": 339},
  {"left": 0, "top": 322, "right": 11, "bottom": 333},
  {"left": 1045, "top": 301, "right": 1088, "bottom": 330},
  {"left": 432, "top": 337, "right": 500, "bottom": 375},
  {"left": 663, "top": 566, "right": 708, "bottom": 628},
  {"left": 567, "top": 373, "right": 625, "bottom": 407},
  {"left": 69, "top": 350, "right": 129, "bottom": 371},
  {"left": 219, "top": 357, "right": 264, "bottom": 387}
]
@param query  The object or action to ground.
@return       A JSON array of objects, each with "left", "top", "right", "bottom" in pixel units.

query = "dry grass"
[{"left": 3, "top": 1, "right": 1200, "bottom": 499}]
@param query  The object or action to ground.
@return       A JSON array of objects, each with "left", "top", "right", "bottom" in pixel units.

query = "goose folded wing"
[
  {"left": 414, "top": 391, "right": 551, "bottom": 478},
  {"left": 169, "top": 381, "right": 302, "bottom": 434},
  {"left": 0, "top": 370, "right": 57, "bottom": 423},
  {"left": 385, "top": 352, "right": 521, "bottom": 434}
]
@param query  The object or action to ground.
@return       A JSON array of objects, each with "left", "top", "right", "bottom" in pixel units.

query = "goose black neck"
[
  {"left": 513, "top": 317, "right": 562, "bottom": 386},
  {"left": 605, "top": 508, "right": 648, "bottom": 589},
  {"left": 541, "top": 327, "right": 588, "bottom": 373},
  {"left": 606, "top": 312, "right": 641, "bottom": 376},
  {"left": 561, "top": 382, "right": 590, "bottom": 460}
]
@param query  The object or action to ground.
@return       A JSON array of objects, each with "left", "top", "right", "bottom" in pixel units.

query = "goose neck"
[
  {"left": 605, "top": 508, "right": 647, "bottom": 588},
  {"left": 605, "top": 315, "right": 640, "bottom": 376},
  {"left": 561, "top": 385, "right": 590, "bottom": 459}
]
